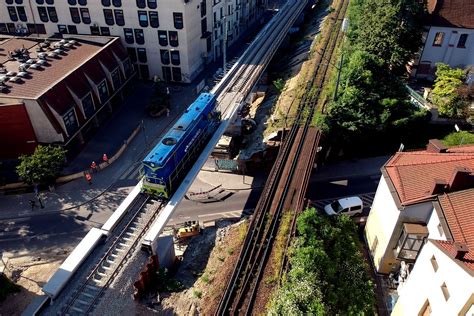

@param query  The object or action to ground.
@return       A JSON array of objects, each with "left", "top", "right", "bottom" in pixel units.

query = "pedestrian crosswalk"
[{"left": 308, "top": 192, "right": 376, "bottom": 213}]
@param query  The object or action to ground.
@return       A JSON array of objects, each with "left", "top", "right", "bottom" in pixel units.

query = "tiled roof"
[
  {"left": 384, "top": 147, "right": 474, "bottom": 206},
  {"left": 435, "top": 189, "right": 474, "bottom": 271},
  {"left": 427, "top": 0, "right": 474, "bottom": 29}
]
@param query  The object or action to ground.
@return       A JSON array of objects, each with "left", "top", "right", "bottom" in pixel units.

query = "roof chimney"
[
  {"left": 448, "top": 168, "right": 474, "bottom": 192},
  {"left": 454, "top": 242, "right": 469, "bottom": 260},
  {"left": 427, "top": 139, "right": 448, "bottom": 153},
  {"left": 431, "top": 179, "right": 449, "bottom": 195}
]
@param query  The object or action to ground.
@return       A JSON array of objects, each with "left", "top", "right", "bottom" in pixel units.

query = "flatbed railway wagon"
[{"left": 142, "top": 93, "right": 220, "bottom": 198}]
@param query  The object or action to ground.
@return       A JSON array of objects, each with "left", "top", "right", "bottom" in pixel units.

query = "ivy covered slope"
[
  {"left": 324, "top": 0, "right": 430, "bottom": 155},
  {"left": 268, "top": 209, "right": 375, "bottom": 315}
]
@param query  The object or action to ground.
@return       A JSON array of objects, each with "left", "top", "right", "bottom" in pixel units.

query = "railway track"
[
  {"left": 216, "top": 0, "right": 349, "bottom": 314},
  {"left": 60, "top": 196, "right": 163, "bottom": 315}
]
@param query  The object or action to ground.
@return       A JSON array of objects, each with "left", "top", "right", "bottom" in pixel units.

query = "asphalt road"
[{"left": 0, "top": 163, "right": 382, "bottom": 256}]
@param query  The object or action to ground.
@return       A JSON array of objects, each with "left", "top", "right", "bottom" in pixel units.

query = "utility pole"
[{"left": 334, "top": 18, "right": 349, "bottom": 102}]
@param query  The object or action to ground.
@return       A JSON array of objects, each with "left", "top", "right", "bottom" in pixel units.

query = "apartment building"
[
  {"left": 364, "top": 139, "right": 474, "bottom": 315},
  {"left": 0, "top": 0, "right": 264, "bottom": 83}
]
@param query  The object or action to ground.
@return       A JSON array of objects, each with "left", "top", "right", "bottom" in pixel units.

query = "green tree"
[
  {"left": 442, "top": 131, "right": 474, "bottom": 146},
  {"left": 269, "top": 209, "right": 376, "bottom": 315},
  {"left": 16, "top": 145, "right": 66, "bottom": 185},
  {"left": 431, "top": 63, "right": 469, "bottom": 118}
]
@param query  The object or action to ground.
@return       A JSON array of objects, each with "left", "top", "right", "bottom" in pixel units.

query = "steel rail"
[
  {"left": 61, "top": 196, "right": 163, "bottom": 315},
  {"left": 216, "top": 0, "right": 350, "bottom": 313}
]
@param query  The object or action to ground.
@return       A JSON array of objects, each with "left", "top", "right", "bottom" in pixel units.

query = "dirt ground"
[
  {"left": 0, "top": 250, "right": 70, "bottom": 316},
  {"left": 140, "top": 219, "right": 248, "bottom": 315}
]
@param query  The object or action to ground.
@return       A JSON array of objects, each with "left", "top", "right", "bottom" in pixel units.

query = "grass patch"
[
  {"left": 238, "top": 220, "right": 249, "bottom": 242},
  {"left": 201, "top": 274, "right": 211, "bottom": 284},
  {"left": 226, "top": 248, "right": 234, "bottom": 256},
  {"left": 272, "top": 212, "right": 293, "bottom": 282},
  {"left": 217, "top": 256, "right": 225, "bottom": 262},
  {"left": 193, "top": 290, "right": 203, "bottom": 299}
]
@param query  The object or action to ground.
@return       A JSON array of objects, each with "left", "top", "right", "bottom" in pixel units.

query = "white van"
[{"left": 323, "top": 196, "right": 363, "bottom": 216}]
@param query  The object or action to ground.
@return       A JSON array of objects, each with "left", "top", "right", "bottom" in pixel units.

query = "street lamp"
[{"left": 334, "top": 18, "right": 349, "bottom": 102}]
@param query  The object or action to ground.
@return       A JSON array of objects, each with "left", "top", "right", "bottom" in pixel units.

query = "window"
[
  {"left": 149, "top": 11, "right": 159, "bottom": 28},
  {"left": 396, "top": 224, "right": 428, "bottom": 261},
  {"left": 101, "top": 0, "right": 110, "bottom": 6},
  {"left": 112, "top": 0, "right": 121, "bottom": 6},
  {"left": 124, "top": 28, "right": 134, "bottom": 44},
  {"left": 457, "top": 34, "right": 468, "bottom": 48},
  {"left": 123, "top": 59, "right": 132, "bottom": 76},
  {"left": 169, "top": 31, "right": 178, "bottom": 47},
  {"left": 139, "top": 64, "right": 149, "bottom": 79},
  {"left": 38, "top": 7, "right": 48, "bottom": 22},
  {"left": 100, "top": 26, "right": 110, "bottom": 35},
  {"left": 170, "top": 50, "right": 180, "bottom": 65},
  {"left": 17, "top": 6, "right": 27, "bottom": 22},
  {"left": 45, "top": 0, "right": 53, "bottom": 3},
  {"left": 160, "top": 49, "right": 170, "bottom": 64},
  {"left": 97, "top": 80, "right": 109, "bottom": 103},
  {"left": 70, "top": 8, "right": 80, "bottom": 23},
  {"left": 419, "top": 300, "right": 431, "bottom": 316},
  {"left": 63, "top": 108, "right": 78, "bottom": 135},
  {"left": 78, "top": 0, "right": 87, "bottom": 4},
  {"left": 68, "top": 25, "right": 77, "bottom": 33},
  {"left": 433, "top": 32, "right": 445, "bottom": 47},
  {"left": 172, "top": 67, "right": 182, "bottom": 82},
  {"left": 430, "top": 255, "right": 438, "bottom": 272},
  {"left": 90, "top": 25, "right": 100, "bottom": 35},
  {"left": 437, "top": 223, "right": 444, "bottom": 237},
  {"left": 15, "top": 0, "right": 23, "bottom": 3},
  {"left": 173, "top": 12, "right": 183, "bottom": 29},
  {"left": 162, "top": 66, "right": 171, "bottom": 81},
  {"left": 137, "top": 47, "right": 147, "bottom": 63},
  {"left": 6, "top": 0, "right": 14, "bottom": 4},
  {"left": 27, "top": 23, "right": 46, "bottom": 34},
  {"left": 200, "top": 0, "right": 206, "bottom": 17},
  {"left": 103, "top": 9, "right": 114, "bottom": 25},
  {"left": 67, "top": 0, "right": 76, "bottom": 4},
  {"left": 58, "top": 24, "right": 67, "bottom": 33},
  {"left": 127, "top": 47, "right": 137, "bottom": 62},
  {"left": 80, "top": 8, "right": 91, "bottom": 24},
  {"left": 138, "top": 11, "right": 148, "bottom": 27},
  {"left": 136, "top": 0, "right": 145, "bottom": 8},
  {"left": 158, "top": 30, "right": 168, "bottom": 46},
  {"left": 114, "top": 10, "right": 124, "bottom": 26},
  {"left": 81, "top": 93, "right": 95, "bottom": 118},
  {"left": 134, "top": 29, "right": 144, "bottom": 44},
  {"left": 147, "top": 0, "right": 156, "bottom": 9},
  {"left": 201, "top": 17, "right": 207, "bottom": 36},
  {"left": 111, "top": 68, "right": 121, "bottom": 89},
  {"left": 36, "top": 0, "right": 44, "bottom": 3},
  {"left": 441, "top": 283, "right": 450, "bottom": 301},
  {"left": 370, "top": 236, "right": 378, "bottom": 255},
  {"left": 47, "top": 7, "right": 58, "bottom": 22},
  {"left": 0, "top": 24, "right": 8, "bottom": 34}
]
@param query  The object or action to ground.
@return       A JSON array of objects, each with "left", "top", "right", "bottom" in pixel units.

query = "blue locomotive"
[{"left": 141, "top": 93, "right": 220, "bottom": 198}]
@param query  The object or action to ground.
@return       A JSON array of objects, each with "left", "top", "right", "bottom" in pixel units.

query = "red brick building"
[{"left": 0, "top": 35, "right": 133, "bottom": 159}]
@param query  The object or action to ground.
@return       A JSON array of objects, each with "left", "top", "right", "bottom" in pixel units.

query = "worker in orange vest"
[
  {"left": 85, "top": 173, "right": 92, "bottom": 185},
  {"left": 102, "top": 153, "right": 109, "bottom": 164}
]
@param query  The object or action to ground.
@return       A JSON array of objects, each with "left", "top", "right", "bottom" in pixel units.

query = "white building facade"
[
  {"left": 412, "top": 0, "right": 474, "bottom": 79},
  {"left": 0, "top": 0, "right": 264, "bottom": 82}
]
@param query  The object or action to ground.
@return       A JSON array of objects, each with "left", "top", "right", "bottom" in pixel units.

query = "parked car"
[{"left": 324, "top": 196, "right": 363, "bottom": 216}]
